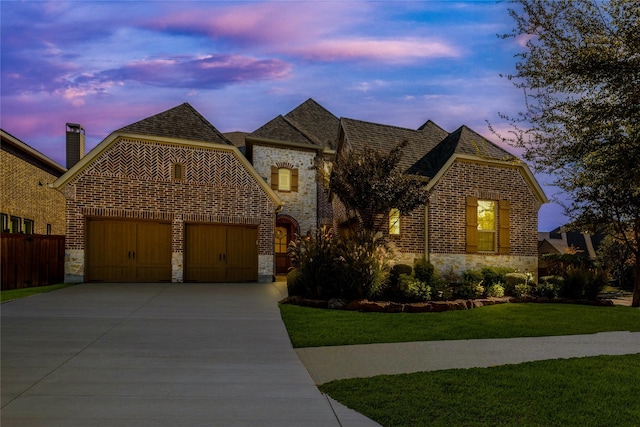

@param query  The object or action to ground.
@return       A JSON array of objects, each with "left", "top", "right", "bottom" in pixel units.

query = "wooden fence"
[{"left": 1, "top": 233, "right": 65, "bottom": 290}]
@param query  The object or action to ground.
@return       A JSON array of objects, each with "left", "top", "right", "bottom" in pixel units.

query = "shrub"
[
  {"left": 481, "top": 266, "right": 516, "bottom": 287},
  {"left": 288, "top": 227, "right": 338, "bottom": 299},
  {"left": 504, "top": 273, "right": 529, "bottom": 296},
  {"left": 486, "top": 282, "right": 505, "bottom": 298},
  {"left": 561, "top": 266, "right": 608, "bottom": 300},
  {"left": 462, "top": 269, "right": 484, "bottom": 284},
  {"left": 431, "top": 274, "right": 454, "bottom": 301},
  {"left": 535, "top": 276, "right": 563, "bottom": 299},
  {"left": 335, "top": 230, "right": 394, "bottom": 300},
  {"left": 414, "top": 258, "right": 435, "bottom": 283},
  {"left": 456, "top": 282, "right": 485, "bottom": 299},
  {"left": 286, "top": 268, "right": 305, "bottom": 297},
  {"left": 399, "top": 273, "right": 432, "bottom": 302},
  {"left": 390, "top": 264, "right": 413, "bottom": 286},
  {"left": 513, "top": 283, "right": 531, "bottom": 298},
  {"left": 542, "top": 253, "right": 594, "bottom": 276}
]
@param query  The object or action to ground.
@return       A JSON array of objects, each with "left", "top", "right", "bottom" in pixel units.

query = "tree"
[
  {"left": 327, "top": 139, "right": 430, "bottom": 232},
  {"left": 498, "top": 0, "right": 640, "bottom": 307}
]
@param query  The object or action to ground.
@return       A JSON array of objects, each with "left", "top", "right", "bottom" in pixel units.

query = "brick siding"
[{"left": 0, "top": 149, "right": 66, "bottom": 235}]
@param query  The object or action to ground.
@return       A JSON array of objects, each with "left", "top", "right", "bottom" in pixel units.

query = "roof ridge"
[
  {"left": 180, "top": 102, "right": 233, "bottom": 145},
  {"left": 340, "top": 117, "right": 421, "bottom": 134}
]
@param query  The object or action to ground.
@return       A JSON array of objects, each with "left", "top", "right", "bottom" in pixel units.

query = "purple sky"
[{"left": 0, "top": 1, "right": 567, "bottom": 231}]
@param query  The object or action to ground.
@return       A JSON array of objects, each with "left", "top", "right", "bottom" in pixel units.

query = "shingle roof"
[
  {"left": 251, "top": 115, "right": 316, "bottom": 145},
  {"left": 250, "top": 98, "right": 339, "bottom": 149},
  {"left": 408, "top": 125, "right": 517, "bottom": 177},
  {"left": 283, "top": 98, "right": 340, "bottom": 148},
  {"left": 116, "top": 103, "right": 232, "bottom": 145},
  {"left": 340, "top": 118, "right": 449, "bottom": 174}
]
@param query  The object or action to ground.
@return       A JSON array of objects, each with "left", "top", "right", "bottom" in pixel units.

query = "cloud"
[{"left": 288, "top": 38, "right": 461, "bottom": 63}]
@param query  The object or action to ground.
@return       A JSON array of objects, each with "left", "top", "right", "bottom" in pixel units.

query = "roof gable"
[
  {"left": 116, "top": 103, "right": 232, "bottom": 145},
  {"left": 251, "top": 115, "right": 316, "bottom": 145},
  {"left": 250, "top": 98, "right": 339, "bottom": 149},
  {"left": 1, "top": 129, "right": 66, "bottom": 176},
  {"left": 409, "top": 125, "right": 516, "bottom": 178}
]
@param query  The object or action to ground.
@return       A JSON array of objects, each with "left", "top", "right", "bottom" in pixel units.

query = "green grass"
[
  {"left": 320, "top": 354, "right": 640, "bottom": 427},
  {"left": 1, "top": 283, "right": 76, "bottom": 302},
  {"left": 280, "top": 303, "right": 640, "bottom": 348}
]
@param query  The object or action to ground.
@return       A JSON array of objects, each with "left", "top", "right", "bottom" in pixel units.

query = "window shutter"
[
  {"left": 466, "top": 196, "right": 478, "bottom": 253},
  {"left": 291, "top": 168, "right": 299, "bottom": 192},
  {"left": 499, "top": 200, "right": 511, "bottom": 254},
  {"left": 271, "top": 166, "right": 279, "bottom": 190}
]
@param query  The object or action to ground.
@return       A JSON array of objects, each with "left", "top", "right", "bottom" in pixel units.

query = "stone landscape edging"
[{"left": 279, "top": 296, "right": 615, "bottom": 313}]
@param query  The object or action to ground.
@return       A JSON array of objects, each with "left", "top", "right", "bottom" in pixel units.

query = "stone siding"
[
  {"left": 252, "top": 144, "right": 318, "bottom": 233},
  {"left": 62, "top": 137, "right": 277, "bottom": 282},
  {"left": 0, "top": 149, "right": 66, "bottom": 235},
  {"left": 429, "top": 253, "right": 539, "bottom": 281}
]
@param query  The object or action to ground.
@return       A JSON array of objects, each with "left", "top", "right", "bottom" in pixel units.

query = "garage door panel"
[
  {"left": 185, "top": 224, "right": 258, "bottom": 283},
  {"left": 86, "top": 219, "right": 171, "bottom": 283}
]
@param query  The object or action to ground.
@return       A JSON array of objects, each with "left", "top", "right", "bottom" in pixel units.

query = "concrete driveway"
[{"left": 1, "top": 283, "right": 378, "bottom": 426}]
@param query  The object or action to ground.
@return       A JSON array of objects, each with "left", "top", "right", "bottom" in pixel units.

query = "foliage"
[
  {"left": 413, "top": 258, "right": 434, "bottom": 283},
  {"left": 542, "top": 253, "right": 593, "bottom": 276},
  {"left": 336, "top": 230, "right": 394, "bottom": 300},
  {"left": 562, "top": 266, "right": 609, "bottom": 301},
  {"left": 504, "top": 272, "right": 529, "bottom": 296},
  {"left": 319, "top": 354, "right": 640, "bottom": 427},
  {"left": 499, "top": 0, "right": 640, "bottom": 306},
  {"left": 398, "top": 273, "right": 432, "bottom": 302},
  {"left": 413, "top": 258, "right": 452, "bottom": 300},
  {"left": 535, "top": 276, "right": 563, "bottom": 299},
  {"left": 513, "top": 283, "right": 531, "bottom": 298},
  {"left": 480, "top": 266, "right": 516, "bottom": 286},
  {"left": 597, "top": 235, "right": 636, "bottom": 291},
  {"left": 486, "top": 283, "right": 505, "bottom": 298},
  {"left": 389, "top": 264, "right": 413, "bottom": 286},
  {"left": 287, "top": 226, "right": 339, "bottom": 299},
  {"left": 326, "top": 139, "right": 430, "bottom": 231}
]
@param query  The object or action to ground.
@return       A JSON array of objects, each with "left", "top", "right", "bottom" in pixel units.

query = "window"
[
  {"left": 1, "top": 213, "right": 8, "bottom": 232},
  {"left": 24, "top": 219, "right": 34, "bottom": 235},
  {"left": 389, "top": 208, "right": 401, "bottom": 235},
  {"left": 477, "top": 200, "right": 496, "bottom": 252},
  {"left": 172, "top": 163, "right": 184, "bottom": 180},
  {"left": 274, "top": 227, "right": 288, "bottom": 254},
  {"left": 10, "top": 216, "right": 22, "bottom": 234},
  {"left": 46, "top": 224, "right": 52, "bottom": 235},
  {"left": 278, "top": 168, "right": 291, "bottom": 191},
  {"left": 270, "top": 166, "right": 299, "bottom": 192},
  {"left": 466, "top": 197, "right": 510, "bottom": 254}
]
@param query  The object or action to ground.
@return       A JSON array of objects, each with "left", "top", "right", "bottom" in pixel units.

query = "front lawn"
[
  {"left": 1, "top": 283, "right": 75, "bottom": 302},
  {"left": 280, "top": 303, "right": 640, "bottom": 348},
  {"left": 320, "top": 353, "right": 640, "bottom": 427}
]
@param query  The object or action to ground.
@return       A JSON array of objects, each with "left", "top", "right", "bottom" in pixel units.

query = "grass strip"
[
  {"left": 1, "top": 283, "right": 76, "bottom": 302},
  {"left": 320, "top": 353, "right": 640, "bottom": 427},
  {"left": 280, "top": 303, "right": 640, "bottom": 348}
]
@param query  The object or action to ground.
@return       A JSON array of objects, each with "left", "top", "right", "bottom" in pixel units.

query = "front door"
[{"left": 275, "top": 226, "right": 291, "bottom": 275}]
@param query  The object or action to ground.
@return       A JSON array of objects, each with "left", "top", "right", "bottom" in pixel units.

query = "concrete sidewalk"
[
  {"left": 1, "top": 283, "right": 379, "bottom": 426},
  {"left": 296, "top": 331, "right": 640, "bottom": 385}
]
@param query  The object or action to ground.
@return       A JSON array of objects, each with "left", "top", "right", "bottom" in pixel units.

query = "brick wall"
[
  {"left": 252, "top": 144, "right": 319, "bottom": 233},
  {"left": 428, "top": 159, "right": 541, "bottom": 257},
  {"left": 0, "top": 149, "right": 66, "bottom": 235},
  {"left": 61, "top": 137, "right": 277, "bottom": 280}
]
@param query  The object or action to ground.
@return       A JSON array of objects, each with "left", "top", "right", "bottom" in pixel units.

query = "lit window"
[
  {"left": 477, "top": 200, "right": 496, "bottom": 252},
  {"left": 278, "top": 168, "right": 291, "bottom": 191},
  {"left": 389, "top": 208, "right": 401, "bottom": 235},
  {"left": 1, "top": 213, "right": 8, "bottom": 232},
  {"left": 275, "top": 227, "right": 288, "bottom": 254},
  {"left": 46, "top": 224, "right": 52, "bottom": 235}
]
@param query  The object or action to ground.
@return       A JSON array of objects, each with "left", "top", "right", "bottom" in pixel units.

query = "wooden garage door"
[
  {"left": 184, "top": 224, "right": 258, "bottom": 283},
  {"left": 86, "top": 219, "right": 172, "bottom": 282}
]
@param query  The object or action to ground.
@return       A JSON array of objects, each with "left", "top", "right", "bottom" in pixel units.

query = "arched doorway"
[{"left": 275, "top": 215, "right": 299, "bottom": 275}]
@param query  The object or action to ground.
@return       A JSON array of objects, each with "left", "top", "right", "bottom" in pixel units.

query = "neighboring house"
[
  {"left": 538, "top": 227, "right": 603, "bottom": 275},
  {"left": 243, "top": 99, "right": 339, "bottom": 274},
  {"left": 1, "top": 129, "right": 66, "bottom": 235},
  {"left": 52, "top": 103, "right": 282, "bottom": 284},
  {"left": 334, "top": 117, "right": 548, "bottom": 278}
]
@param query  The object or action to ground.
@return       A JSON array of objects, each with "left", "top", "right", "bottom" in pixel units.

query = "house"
[
  {"left": 52, "top": 103, "right": 282, "bottom": 284},
  {"left": 1, "top": 129, "right": 66, "bottom": 235},
  {"left": 334, "top": 117, "right": 548, "bottom": 278},
  {"left": 538, "top": 227, "right": 603, "bottom": 276},
  {"left": 242, "top": 99, "right": 339, "bottom": 274}
]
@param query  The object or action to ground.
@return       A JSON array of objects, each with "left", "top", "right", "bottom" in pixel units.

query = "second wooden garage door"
[{"left": 184, "top": 224, "right": 258, "bottom": 282}]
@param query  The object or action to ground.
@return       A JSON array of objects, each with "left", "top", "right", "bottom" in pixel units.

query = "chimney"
[{"left": 66, "top": 123, "right": 85, "bottom": 169}]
